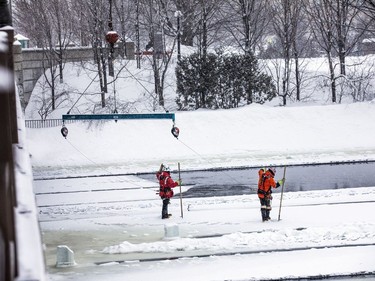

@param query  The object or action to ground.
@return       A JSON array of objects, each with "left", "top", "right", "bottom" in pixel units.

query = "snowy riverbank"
[{"left": 28, "top": 102, "right": 375, "bottom": 178}]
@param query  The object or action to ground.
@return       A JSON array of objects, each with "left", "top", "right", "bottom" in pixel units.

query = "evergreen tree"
[{"left": 176, "top": 51, "right": 276, "bottom": 110}]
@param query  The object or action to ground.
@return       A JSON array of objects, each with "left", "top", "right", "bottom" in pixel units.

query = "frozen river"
[{"left": 34, "top": 161, "right": 375, "bottom": 281}]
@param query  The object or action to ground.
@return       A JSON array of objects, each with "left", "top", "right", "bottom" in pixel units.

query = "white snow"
[
  {"left": 25, "top": 54, "right": 375, "bottom": 280},
  {"left": 27, "top": 102, "right": 375, "bottom": 178},
  {"left": 15, "top": 33, "right": 30, "bottom": 41},
  {"left": 0, "top": 30, "right": 9, "bottom": 52}
]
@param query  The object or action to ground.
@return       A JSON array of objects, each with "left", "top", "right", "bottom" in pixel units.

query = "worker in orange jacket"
[
  {"left": 257, "top": 167, "right": 284, "bottom": 221},
  {"left": 156, "top": 165, "right": 180, "bottom": 219}
]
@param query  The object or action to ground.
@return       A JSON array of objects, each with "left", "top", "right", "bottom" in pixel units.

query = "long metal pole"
[
  {"left": 178, "top": 162, "right": 183, "bottom": 218},
  {"left": 278, "top": 166, "right": 287, "bottom": 221}
]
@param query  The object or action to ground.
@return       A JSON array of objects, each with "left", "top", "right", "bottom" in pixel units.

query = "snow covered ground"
[
  {"left": 28, "top": 102, "right": 375, "bottom": 178},
  {"left": 36, "top": 174, "right": 375, "bottom": 281},
  {"left": 25, "top": 55, "right": 375, "bottom": 280}
]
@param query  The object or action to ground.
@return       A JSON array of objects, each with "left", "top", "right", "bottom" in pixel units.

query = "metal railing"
[{"left": 25, "top": 119, "right": 66, "bottom": 128}]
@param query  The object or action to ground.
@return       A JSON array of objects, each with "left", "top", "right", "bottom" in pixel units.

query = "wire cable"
[
  {"left": 62, "top": 122, "right": 254, "bottom": 191},
  {"left": 64, "top": 138, "right": 151, "bottom": 189},
  {"left": 66, "top": 73, "right": 99, "bottom": 114},
  {"left": 176, "top": 138, "right": 256, "bottom": 190}
]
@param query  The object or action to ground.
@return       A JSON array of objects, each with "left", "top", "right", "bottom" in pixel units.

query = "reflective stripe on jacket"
[{"left": 156, "top": 171, "right": 178, "bottom": 199}]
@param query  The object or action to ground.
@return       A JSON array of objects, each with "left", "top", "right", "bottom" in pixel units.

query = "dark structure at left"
[
  {"left": 0, "top": 0, "right": 12, "bottom": 27},
  {"left": 0, "top": 0, "right": 46, "bottom": 280}
]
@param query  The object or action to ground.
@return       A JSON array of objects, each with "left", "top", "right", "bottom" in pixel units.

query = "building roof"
[{"left": 15, "top": 34, "right": 29, "bottom": 41}]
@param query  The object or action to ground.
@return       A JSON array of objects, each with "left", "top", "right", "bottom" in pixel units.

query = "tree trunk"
[
  {"left": 293, "top": 44, "right": 301, "bottom": 101},
  {"left": 327, "top": 52, "right": 337, "bottom": 103},
  {"left": 153, "top": 54, "right": 164, "bottom": 107},
  {"left": 336, "top": 0, "right": 346, "bottom": 76},
  {"left": 49, "top": 63, "right": 56, "bottom": 110},
  {"left": 56, "top": 2, "right": 64, "bottom": 83},
  {"left": 100, "top": 46, "right": 107, "bottom": 108}
]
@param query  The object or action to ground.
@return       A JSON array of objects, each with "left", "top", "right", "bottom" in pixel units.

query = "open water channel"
[{"left": 138, "top": 161, "right": 375, "bottom": 197}]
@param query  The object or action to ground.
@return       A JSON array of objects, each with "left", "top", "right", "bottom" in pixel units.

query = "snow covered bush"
[{"left": 175, "top": 51, "right": 276, "bottom": 110}]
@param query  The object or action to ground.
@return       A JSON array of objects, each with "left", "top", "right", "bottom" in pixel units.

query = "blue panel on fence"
[{"left": 62, "top": 113, "right": 175, "bottom": 122}]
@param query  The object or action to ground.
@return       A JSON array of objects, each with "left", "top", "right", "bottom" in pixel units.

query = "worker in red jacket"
[
  {"left": 257, "top": 167, "right": 284, "bottom": 221},
  {"left": 156, "top": 165, "right": 180, "bottom": 219}
]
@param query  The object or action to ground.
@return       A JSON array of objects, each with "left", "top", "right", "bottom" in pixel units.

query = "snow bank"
[{"left": 27, "top": 102, "right": 375, "bottom": 176}]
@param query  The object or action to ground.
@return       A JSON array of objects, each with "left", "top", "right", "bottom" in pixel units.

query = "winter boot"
[
  {"left": 162, "top": 199, "right": 170, "bottom": 219},
  {"left": 261, "top": 208, "right": 267, "bottom": 222},
  {"left": 265, "top": 209, "right": 271, "bottom": 221}
]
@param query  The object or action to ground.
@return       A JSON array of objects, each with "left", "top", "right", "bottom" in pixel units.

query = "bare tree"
[
  {"left": 113, "top": 0, "right": 133, "bottom": 58},
  {"left": 304, "top": 0, "right": 339, "bottom": 102},
  {"left": 85, "top": 0, "right": 109, "bottom": 108},
  {"left": 70, "top": 1, "right": 92, "bottom": 46},
  {"left": 172, "top": 0, "right": 225, "bottom": 49},
  {"left": 49, "top": 0, "right": 76, "bottom": 83},
  {"left": 193, "top": 0, "right": 224, "bottom": 107},
  {"left": 269, "top": 0, "right": 304, "bottom": 105},
  {"left": 14, "top": 0, "right": 55, "bottom": 109},
  {"left": 350, "top": 0, "right": 375, "bottom": 49},
  {"left": 196, "top": 0, "right": 210, "bottom": 58},
  {"left": 303, "top": 0, "right": 374, "bottom": 103},
  {"left": 138, "top": 0, "right": 177, "bottom": 108},
  {"left": 223, "top": 0, "right": 271, "bottom": 54},
  {"left": 14, "top": 0, "right": 78, "bottom": 111},
  {"left": 331, "top": 0, "right": 372, "bottom": 76},
  {"left": 360, "top": 0, "right": 375, "bottom": 21}
]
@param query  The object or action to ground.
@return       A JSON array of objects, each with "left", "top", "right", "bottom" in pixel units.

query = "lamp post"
[{"left": 174, "top": 10, "right": 182, "bottom": 62}]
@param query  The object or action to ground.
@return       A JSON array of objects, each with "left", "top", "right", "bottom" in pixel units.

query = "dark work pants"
[
  {"left": 259, "top": 197, "right": 272, "bottom": 221},
  {"left": 162, "top": 198, "right": 170, "bottom": 218}
]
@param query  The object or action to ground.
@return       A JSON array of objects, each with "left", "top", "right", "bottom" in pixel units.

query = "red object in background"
[{"left": 105, "top": 31, "right": 119, "bottom": 44}]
